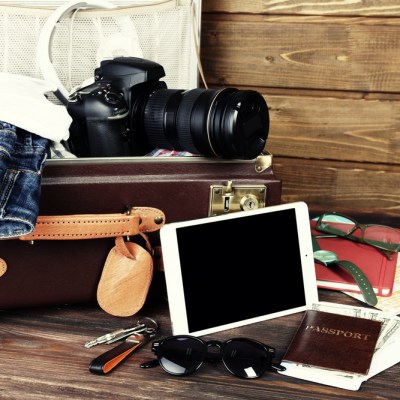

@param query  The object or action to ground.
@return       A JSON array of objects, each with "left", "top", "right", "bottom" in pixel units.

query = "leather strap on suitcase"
[
  {"left": 1, "top": 207, "right": 165, "bottom": 317},
  {"left": 18, "top": 207, "right": 165, "bottom": 241}
]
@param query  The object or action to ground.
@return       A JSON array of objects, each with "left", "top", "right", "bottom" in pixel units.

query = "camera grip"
[{"left": 86, "top": 120, "right": 130, "bottom": 157}]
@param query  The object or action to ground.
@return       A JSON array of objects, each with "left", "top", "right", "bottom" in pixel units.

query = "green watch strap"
[
  {"left": 312, "top": 235, "right": 378, "bottom": 307},
  {"left": 335, "top": 260, "right": 378, "bottom": 306}
]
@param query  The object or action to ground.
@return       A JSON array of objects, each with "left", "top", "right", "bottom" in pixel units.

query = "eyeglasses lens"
[
  {"left": 222, "top": 339, "right": 268, "bottom": 379},
  {"left": 320, "top": 214, "right": 400, "bottom": 252},
  {"left": 320, "top": 215, "right": 355, "bottom": 236},
  {"left": 157, "top": 337, "right": 205, "bottom": 375},
  {"left": 363, "top": 225, "right": 400, "bottom": 251}
]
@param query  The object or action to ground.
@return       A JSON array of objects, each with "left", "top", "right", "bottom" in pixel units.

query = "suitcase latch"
[{"left": 208, "top": 180, "right": 267, "bottom": 216}]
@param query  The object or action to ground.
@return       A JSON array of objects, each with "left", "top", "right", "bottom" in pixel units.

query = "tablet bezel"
[{"left": 160, "top": 201, "right": 318, "bottom": 336}]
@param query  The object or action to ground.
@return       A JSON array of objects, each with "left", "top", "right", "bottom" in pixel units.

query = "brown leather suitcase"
[{"left": 0, "top": 153, "right": 281, "bottom": 310}]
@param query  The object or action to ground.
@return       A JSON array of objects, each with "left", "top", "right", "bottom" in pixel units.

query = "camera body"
[
  {"left": 67, "top": 57, "right": 167, "bottom": 157},
  {"left": 67, "top": 56, "right": 269, "bottom": 159}
]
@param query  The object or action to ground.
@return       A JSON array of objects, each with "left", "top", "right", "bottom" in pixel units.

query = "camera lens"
[{"left": 143, "top": 87, "right": 269, "bottom": 159}]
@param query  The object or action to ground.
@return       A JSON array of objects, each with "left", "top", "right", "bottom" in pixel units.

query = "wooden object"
[
  {"left": 0, "top": 290, "right": 398, "bottom": 399},
  {"left": 200, "top": 1, "right": 400, "bottom": 225}
]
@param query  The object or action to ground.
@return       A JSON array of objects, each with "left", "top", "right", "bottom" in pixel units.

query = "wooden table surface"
[{"left": 0, "top": 289, "right": 398, "bottom": 400}]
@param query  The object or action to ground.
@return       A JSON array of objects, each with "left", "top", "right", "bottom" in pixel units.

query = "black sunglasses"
[{"left": 140, "top": 335, "right": 285, "bottom": 379}]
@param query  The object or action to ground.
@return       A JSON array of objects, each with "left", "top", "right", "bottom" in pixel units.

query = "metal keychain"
[
  {"left": 84, "top": 317, "right": 158, "bottom": 348},
  {"left": 88, "top": 318, "right": 159, "bottom": 375}
]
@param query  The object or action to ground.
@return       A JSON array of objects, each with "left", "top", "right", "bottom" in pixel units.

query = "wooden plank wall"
[{"left": 200, "top": 0, "right": 400, "bottom": 224}]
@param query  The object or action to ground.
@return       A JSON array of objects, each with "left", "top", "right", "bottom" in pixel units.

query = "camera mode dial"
[
  {"left": 86, "top": 87, "right": 128, "bottom": 118},
  {"left": 104, "top": 90, "right": 123, "bottom": 105}
]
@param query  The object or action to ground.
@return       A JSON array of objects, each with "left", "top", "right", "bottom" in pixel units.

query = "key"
[
  {"left": 84, "top": 324, "right": 146, "bottom": 348},
  {"left": 89, "top": 323, "right": 158, "bottom": 374}
]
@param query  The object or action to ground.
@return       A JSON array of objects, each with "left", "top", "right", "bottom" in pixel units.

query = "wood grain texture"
[
  {"left": 264, "top": 92, "right": 400, "bottom": 164},
  {"left": 202, "top": 0, "right": 400, "bottom": 17},
  {"left": 0, "top": 291, "right": 398, "bottom": 399},
  {"left": 201, "top": 15, "right": 400, "bottom": 93},
  {"left": 200, "top": 1, "right": 400, "bottom": 222},
  {"left": 273, "top": 157, "right": 400, "bottom": 225}
]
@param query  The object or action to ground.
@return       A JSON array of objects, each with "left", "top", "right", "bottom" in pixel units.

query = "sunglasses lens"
[
  {"left": 156, "top": 336, "right": 205, "bottom": 376},
  {"left": 222, "top": 339, "right": 269, "bottom": 379}
]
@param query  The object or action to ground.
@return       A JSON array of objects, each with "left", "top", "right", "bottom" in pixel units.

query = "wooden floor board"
[{"left": 0, "top": 291, "right": 399, "bottom": 399}]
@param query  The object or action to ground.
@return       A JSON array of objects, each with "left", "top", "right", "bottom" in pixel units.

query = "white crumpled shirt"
[{"left": 0, "top": 73, "right": 72, "bottom": 142}]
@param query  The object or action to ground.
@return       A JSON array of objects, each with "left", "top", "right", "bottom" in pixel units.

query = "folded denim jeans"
[{"left": 0, "top": 122, "right": 49, "bottom": 238}]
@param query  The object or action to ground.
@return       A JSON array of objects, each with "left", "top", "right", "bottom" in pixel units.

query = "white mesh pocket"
[{"left": 0, "top": 0, "right": 197, "bottom": 96}]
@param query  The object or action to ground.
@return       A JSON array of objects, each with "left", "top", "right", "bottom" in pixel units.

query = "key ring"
[
  {"left": 85, "top": 316, "right": 159, "bottom": 348},
  {"left": 137, "top": 316, "right": 159, "bottom": 335},
  {"left": 87, "top": 317, "right": 160, "bottom": 375}
]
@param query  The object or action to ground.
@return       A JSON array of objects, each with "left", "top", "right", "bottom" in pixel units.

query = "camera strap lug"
[
  {"left": 255, "top": 150, "right": 273, "bottom": 173},
  {"left": 208, "top": 180, "right": 267, "bottom": 216}
]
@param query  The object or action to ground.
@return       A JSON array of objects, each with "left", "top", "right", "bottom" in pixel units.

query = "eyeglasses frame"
[{"left": 315, "top": 212, "right": 400, "bottom": 260}]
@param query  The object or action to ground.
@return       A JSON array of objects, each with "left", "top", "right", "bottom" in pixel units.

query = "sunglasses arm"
[
  {"left": 140, "top": 359, "right": 160, "bottom": 369},
  {"left": 269, "top": 362, "right": 286, "bottom": 372}
]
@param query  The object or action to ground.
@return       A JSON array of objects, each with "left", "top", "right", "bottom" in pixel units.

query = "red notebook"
[{"left": 311, "top": 220, "right": 398, "bottom": 296}]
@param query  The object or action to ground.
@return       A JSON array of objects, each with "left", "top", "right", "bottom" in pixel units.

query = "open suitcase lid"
[
  {"left": 1, "top": 0, "right": 202, "bottom": 95},
  {"left": 0, "top": 0, "right": 204, "bottom": 158}
]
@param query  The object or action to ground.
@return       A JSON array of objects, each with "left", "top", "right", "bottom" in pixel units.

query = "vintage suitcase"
[
  {"left": 0, "top": 0, "right": 281, "bottom": 312},
  {"left": 0, "top": 154, "right": 281, "bottom": 309}
]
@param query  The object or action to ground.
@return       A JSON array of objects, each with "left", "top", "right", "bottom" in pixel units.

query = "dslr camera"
[{"left": 67, "top": 57, "right": 269, "bottom": 159}]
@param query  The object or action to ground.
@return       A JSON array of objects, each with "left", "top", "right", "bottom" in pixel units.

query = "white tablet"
[{"left": 160, "top": 201, "right": 318, "bottom": 336}]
